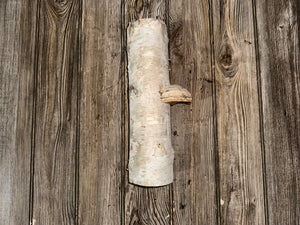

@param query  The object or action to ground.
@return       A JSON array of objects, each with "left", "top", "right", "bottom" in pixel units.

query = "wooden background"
[{"left": 0, "top": 0, "right": 299, "bottom": 224}]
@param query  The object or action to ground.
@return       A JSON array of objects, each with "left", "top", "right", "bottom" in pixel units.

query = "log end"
[{"left": 160, "top": 85, "right": 192, "bottom": 105}]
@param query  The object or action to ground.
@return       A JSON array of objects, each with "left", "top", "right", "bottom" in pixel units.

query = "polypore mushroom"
[{"left": 160, "top": 84, "right": 192, "bottom": 105}]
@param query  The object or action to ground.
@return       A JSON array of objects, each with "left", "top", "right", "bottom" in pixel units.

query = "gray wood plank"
[
  {"left": 212, "top": 0, "right": 266, "bottom": 224},
  {"left": 168, "top": 0, "right": 217, "bottom": 224},
  {"left": 0, "top": 0, "right": 37, "bottom": 224},
  {"left": 32, "top": 0, "right": 80, "bottom": 224},
  {"left": 79, "top": 1, "right": 123, "bottom": 224},
  {"left": 255, "top": 0, "right": 300, "bottom": 224},
  {"left": 124, "top": 1, "right": 172, "bottom": 224}
]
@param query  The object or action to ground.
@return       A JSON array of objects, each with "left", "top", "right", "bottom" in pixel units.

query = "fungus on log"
[
  {"left": 127, "top": 19, "right": 192, "bottom": 187},
  {"left": 160, "top": 84, "right": 192, "bottom": 105}
]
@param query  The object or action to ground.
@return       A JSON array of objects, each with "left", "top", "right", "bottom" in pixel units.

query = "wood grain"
[
  {"left": 0, "top": 1, "right": 299, "bottom": 224},
  {"left": 127, "top": 0, "right": 167, "bottom": 22},
  {"left": 79, "top": 1, "right": 123, "bottom": 224},
  {"left": 124, "top": 1, "right": 172, "bottom": 224},
  {"left": 255, "top": 0, "right": 300, "bottom": 224},
  {"left": 169, "top": 0, "right": 217, "bottom": 224},
  {"left": 213, "top": 0, "right": 266, "bottom": 224},
  {"left": 32, "top": 0, "right": 80, "bottom": 224},
  {"left": 0, "top": 0, "right": 37, "bottom": 224}
]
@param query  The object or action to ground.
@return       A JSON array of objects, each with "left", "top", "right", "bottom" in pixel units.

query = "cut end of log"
[{"left": 160, "top": 85, "right": 192, "bottom": 105}]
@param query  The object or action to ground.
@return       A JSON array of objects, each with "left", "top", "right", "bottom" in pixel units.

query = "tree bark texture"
[{"left": 127, "top": 19, "right": 173, "bottom": 187}]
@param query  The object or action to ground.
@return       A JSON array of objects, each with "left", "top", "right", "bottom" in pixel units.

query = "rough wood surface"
[
  {"left": 124, "top": 0, "right": 172, "bottom": 224},
  {"left": 0, "top": 0, "right": 36, "bottom": 224},
  {"left": 255, "top": 0, "right": 300, "bottom": 224},
  {"left": 213, "top": 0, "right": 266, "bottom": 224},
  {"left": 169, "top": 0, "right": 217, "bottom": 224},
  {"left": 32, "top": 0, "right": 80, "bottom": 224},
  {"left": 79, "top": 1, "right": 123, "bottom": 224},
  {"left": 0, "top": 0, "right": 299, "bottom": 224}
]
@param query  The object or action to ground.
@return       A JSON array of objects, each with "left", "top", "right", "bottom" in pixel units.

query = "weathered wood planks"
[
  {"left": 0, "top": 0, "right": 299, "bottom": 224},
  {"left": 124, "top": 1, "right": 172, "bottom": 224},
  {"left": 0, "top": 0, "right": 37, "bottom": 224},
  {"left": 32, "top": 0, "right": 80, "bottom": 224},
  {"left": 213, "top": 0, "right": 265, "bottom": 224},
  {"left": 79, "top": 1, "right": 123, "bottom": 224},
  {"left": 255, "top": 0, "right": 300, "bottom": 224},
  {"left": 169, "top": 0, "right": 217, "bottom": 224}
]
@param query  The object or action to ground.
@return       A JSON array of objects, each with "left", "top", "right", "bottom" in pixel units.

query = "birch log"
[
  {"left": 127, "top": 19, "right": 191, "bottom": 187},
  {"left": 127, "top": 19, "right": 172, "bottom": 186}
]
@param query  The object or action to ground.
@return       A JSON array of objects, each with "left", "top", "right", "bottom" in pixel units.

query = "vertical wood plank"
[
  {"left": 212, "top": 0, "right": 266, "bottom": 224},
  {"left": 79, "top": 1, "right": 122, "bottom": 224},
  {"left": 0, "top": 0, "right": 37, "bottom": 224},
  {"left": 255, "top": 0, "right": 300, "bottom": 224},
  {"left": 169, "top": 0, "right": 217, "bottom": 224},
  {"left": 124, "top": 1, "right": 172, "bottom": 224},
  {"left": 32, "top": 0, "right": 80, "bottom": 224}
]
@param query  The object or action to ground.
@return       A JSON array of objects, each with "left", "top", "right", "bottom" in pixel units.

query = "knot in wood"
[
  {"left": 129, "top": 85, "right": 138, "bottom": 96},
  {"left": 217, "top": 43, "right": 238, "bottom": 78},
  {"left": 47, "top": 0, "right": 73, "bottom": 18},
  {"left": 134, "top": 0, "right": 144, "bottom": 15}
]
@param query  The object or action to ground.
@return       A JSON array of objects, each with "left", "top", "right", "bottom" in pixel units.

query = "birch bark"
[{"left": 127, "top": 19, "right": 173, "bottom": 186}]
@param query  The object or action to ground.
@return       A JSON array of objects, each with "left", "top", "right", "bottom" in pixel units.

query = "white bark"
[{"left": 127, "top": 19, "right": 173, "bottom": 186}]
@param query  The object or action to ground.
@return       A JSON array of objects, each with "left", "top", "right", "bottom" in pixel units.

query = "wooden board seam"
[
  {"left": 29, "top": 0, "right": 41, "bottom": 224},
  {"left": 251, "top": 0, "right": 269, "bottom": 224}
]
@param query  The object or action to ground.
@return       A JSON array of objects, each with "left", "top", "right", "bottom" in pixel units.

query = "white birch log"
[{"left": 127, "top": 19, "right": 191, "bottom": 187}]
